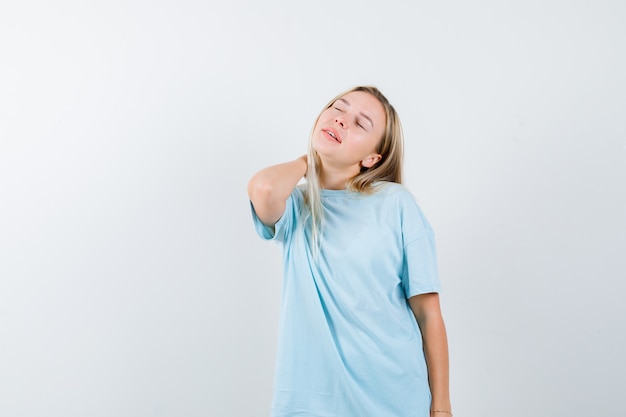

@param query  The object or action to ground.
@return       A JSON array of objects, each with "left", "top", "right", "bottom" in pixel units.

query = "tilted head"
[{"left": 308, "top": 86, "right": 404, "bottom": 191}]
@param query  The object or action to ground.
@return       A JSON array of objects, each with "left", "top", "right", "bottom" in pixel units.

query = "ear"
[{"left": 361, "top": 153, "right": 382, "bottom": 169}]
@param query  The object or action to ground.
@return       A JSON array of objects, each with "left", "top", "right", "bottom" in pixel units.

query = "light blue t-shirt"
[{"left": 251, "top": 182, "right": 441, "bottom": 417}]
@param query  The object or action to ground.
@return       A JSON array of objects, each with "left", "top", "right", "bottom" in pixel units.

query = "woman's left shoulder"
[{"left": 373, "top": 182, "right": 416, "bottom": 202}]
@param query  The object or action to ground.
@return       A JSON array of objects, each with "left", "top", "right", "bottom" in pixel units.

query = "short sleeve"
[
  {"left": 402, "top": 233, "right": 441, "bottom": 298},
  {"left": 250, "top": 188, "right": 300, "bottom": 242},
  {"left": 400, "top": 194, "right": 441, "bottom": 298}
]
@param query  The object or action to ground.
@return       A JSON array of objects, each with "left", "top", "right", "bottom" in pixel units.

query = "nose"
[{"left": 335, "top": 116, "right": 346, "bottom": 129}]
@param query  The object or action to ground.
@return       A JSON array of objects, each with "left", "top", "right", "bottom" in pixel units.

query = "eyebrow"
[{"left": 337, "top": 98, "right": 374, "bottom": 129}]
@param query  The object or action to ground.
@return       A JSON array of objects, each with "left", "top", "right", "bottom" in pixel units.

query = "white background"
[{"left": 1, "top": 1, "right": 625, "bottom": 416}]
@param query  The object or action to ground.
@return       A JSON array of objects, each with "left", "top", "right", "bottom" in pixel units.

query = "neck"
[{"left": 319, "top": 161, "right": 361, "bottom": 190}]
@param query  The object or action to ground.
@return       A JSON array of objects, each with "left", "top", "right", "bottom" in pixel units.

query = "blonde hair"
[{"left": 302, "top": 86, "right": 404, "bottom": 251}]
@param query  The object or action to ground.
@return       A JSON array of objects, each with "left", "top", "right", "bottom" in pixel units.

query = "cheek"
[
  {"left": 318, "top": 110, "right": 333, "bottom": 122},
  {"left": 360, "top": 132, "right": 383, "bottom": 153},
  {"left": 371, "top": 129, "right": 386, "bottom": 153},
  {"left": 313, "top": 115, "right": 330, "bottom": 133}
]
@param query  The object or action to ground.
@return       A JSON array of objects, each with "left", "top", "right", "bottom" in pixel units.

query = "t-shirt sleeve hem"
[
  {"left": 405, "top": 284, "right": 442, "bottom": 299},
  {"left": 249, "top": 200, "right": 291, "bottom": 241}
]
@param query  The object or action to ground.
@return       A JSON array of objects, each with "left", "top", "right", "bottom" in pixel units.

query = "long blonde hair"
[{"left": 302, "top": 86, "right": 404, "bottom": 251}]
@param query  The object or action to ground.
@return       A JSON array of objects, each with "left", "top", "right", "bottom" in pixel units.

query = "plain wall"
[{"left": 1, "top": 1, "right": 625, "bottom": 416}]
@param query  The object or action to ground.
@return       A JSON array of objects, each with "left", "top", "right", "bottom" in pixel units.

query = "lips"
[{"left": 322, "top": 128, "right": 342, "bottom": 143}]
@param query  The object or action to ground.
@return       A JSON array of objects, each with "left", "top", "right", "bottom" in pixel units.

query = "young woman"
[{"left": 248, "top": 86, "right": 452, "bottom": 417}]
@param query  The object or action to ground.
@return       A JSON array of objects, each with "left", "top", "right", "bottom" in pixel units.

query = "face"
[{"left": 312, "top": 90, "right": 386, "bottom": 171}]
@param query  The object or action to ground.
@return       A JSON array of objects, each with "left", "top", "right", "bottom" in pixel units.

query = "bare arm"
[
  {"left": 408, "top": 293, "right": 451, "bottom": 416},
  {"left": 247, "top": 155, "right": 307, "bottom": 227}
]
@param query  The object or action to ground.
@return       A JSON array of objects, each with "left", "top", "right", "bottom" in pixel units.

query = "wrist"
[{"left": 430, "top": 399, "right": 452, "bottom": 416}]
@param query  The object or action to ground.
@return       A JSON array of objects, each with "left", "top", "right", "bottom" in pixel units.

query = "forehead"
[
  {"left": 338, "top": 91, "right": 384, "bottom": 112},
  {"left": 337, "top": 91, "right": 386, "bottom": 123}
]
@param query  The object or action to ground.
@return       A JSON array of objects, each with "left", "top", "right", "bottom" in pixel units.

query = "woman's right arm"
[{"left": 247, "top": 155, "right": 307, "bottom": 227}]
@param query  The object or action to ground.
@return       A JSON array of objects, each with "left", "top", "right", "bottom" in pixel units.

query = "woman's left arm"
[{"left": 408, "top": 293, "right": 452, "bottom": 416}]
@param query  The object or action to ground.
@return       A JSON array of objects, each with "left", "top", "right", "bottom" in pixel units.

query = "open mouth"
[{"left": 324, "top": 129, "right": 341, "bottom": 143}]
